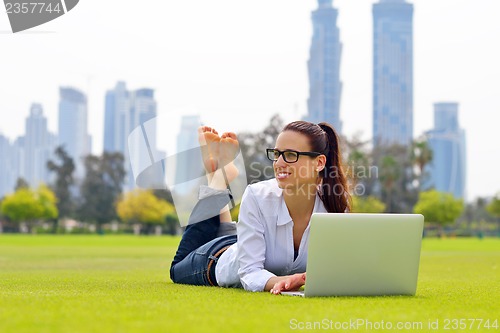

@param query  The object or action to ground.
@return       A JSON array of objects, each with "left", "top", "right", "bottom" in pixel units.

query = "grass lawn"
[{"left": 0, "top": 236, "right": 499, "bottom": 333}]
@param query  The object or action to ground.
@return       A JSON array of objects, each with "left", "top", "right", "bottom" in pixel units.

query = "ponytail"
[{"left": 318, "top": 123, "right": 351, "bottom": 213}]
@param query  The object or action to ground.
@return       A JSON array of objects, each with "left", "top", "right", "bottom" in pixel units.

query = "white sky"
[{"left": 0, "top": 0, "right": 499, "bottom": 201}]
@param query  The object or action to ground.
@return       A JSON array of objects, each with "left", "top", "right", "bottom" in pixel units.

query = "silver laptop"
[{"left": 282, "top": 213, "right": 424, "bottom": 297}]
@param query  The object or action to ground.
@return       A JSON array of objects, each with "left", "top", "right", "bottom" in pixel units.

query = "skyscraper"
[
  {"left": 304, "top": 0, "right": 343, "bottom": 132},
  {"left": 425, "top": 103, "right": 466, "bottom": 199},
  {"left": 103, "top": 82, "right": 164, "bottom": 190},
  {"left": 175, "top": 115, "right": 202, "bottom": 192},
  {"left": 22, "top": 103, "right": 57, "bottom": 187},
  {"left": 0, "top": 134, "right": 17, "bottom": 198},
  {"left": 373, "top": 0, "right": 414, "bottom": 146},
  {"left": 126, "top": 88, "right": 161, "bottom": 190},
  {"left": 58, "top": 87, "right": 92, "bottom": 179},
  {"left": 104, "top": 81, "right": 128, "bottom": 154}
]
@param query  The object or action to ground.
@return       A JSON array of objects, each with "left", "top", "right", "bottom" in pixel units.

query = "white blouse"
[{"left": 215, "top": 178, "right": 327, "bottom": 291}]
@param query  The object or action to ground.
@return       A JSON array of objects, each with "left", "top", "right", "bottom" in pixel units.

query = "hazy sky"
[{"left": 1, "top": 0, "right": 499, "bottom": 201}]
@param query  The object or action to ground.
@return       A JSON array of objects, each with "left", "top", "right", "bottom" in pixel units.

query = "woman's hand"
[{"left": 270, "top": 273, "right": 306, "bottom": 295}]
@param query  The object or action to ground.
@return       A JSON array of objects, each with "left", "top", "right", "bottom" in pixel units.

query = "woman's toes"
[{"left": 221, "top": 132, "right": 238, "bottom": 140}]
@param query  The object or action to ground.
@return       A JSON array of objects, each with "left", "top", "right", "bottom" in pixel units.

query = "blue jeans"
[{"left": 170, "top": 192, "right": 237, "bottom": 286}]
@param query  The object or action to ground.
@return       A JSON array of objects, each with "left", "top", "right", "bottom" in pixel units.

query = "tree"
[
  {"left": 487, "top": 193, "right": 500, "bottom": 236},
  {"left": 373, "top": 143, "right": 419, "bottom": 213},
  {"left": 341, "top": 132, "right": 380, "bottom": 197},
  {"left": 410, "top": 137, "right": 433, "bottom": 191},
  {"left": 413, "top": 190, "right": 464, "bottom": 236},
  {"left": 351, "top": 196, "right": 386, "bottom": 213},
  {"left": 14, "top": 177, "right": 29, "bottom": 191},
  {"left": 459, "top": 197, "right": 494, "bottom": 235},
  {"left": 153, "top": 189, "right": 174, "bottom": 205},
  {"left": 116, "top": 189, "right": 175, "bottom": 234},
  {"left": 0, "top": 197, "right": 4, "bottom": 233},
  {"left": 47, "top": 146, "right": 76, "bottom": 231},
  {"left": 343, "top": 134, "right": 366, "bottom": 189},
  {"left": 78, "top": 152, "right": 125, "bottom": 232},
  {"left": 164, "top": 212, "right": 180, "bottom": 235},
  {"left": 230, "top": 203, "right": 240, "bottom": 221},
  {"left": 37, "top": 185, "right": 59, "bottom": 217},
  {"left": 346, "top": 149, "right": 369, "bottom": 188},
  {"left": 238, "top": 114, "right": 284, "bottom": 184},
  {"left": 153, "top": 188, "right": 179, "bottom": 234},
  {"left": 0, "top": 185, "right": 58, "bottom": 233},
  {"left": 378, "top": 155, "right": 401, "bottom": 212},
  {"left": 487, "top": 193, "right": 500, "bottom": 218}
]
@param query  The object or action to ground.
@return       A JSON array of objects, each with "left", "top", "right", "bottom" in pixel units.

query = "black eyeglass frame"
[{"left": 266, "top": 148, "right": 322, "bottom": 163}]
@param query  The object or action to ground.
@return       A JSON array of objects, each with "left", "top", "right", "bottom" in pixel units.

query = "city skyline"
[{"left": 1, "top": 0, "right": 499, "bottom": 200}]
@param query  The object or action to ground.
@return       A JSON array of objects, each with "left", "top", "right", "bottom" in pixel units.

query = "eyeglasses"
[{"left": 266, "top": 148, "right": 321, "bottom": 163}]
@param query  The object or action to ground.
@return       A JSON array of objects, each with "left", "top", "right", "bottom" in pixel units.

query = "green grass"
[{"left": 0, "top": 236, "right": 499, "bottom": 333}]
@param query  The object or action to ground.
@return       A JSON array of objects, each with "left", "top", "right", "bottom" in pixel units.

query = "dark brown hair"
[{"left": 282, "top": 121, "right": 351, "bottom": 213}]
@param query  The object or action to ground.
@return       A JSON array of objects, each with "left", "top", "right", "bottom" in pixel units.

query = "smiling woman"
[{"left": 169, "top": 120, "right": 351, "bottom": 294}]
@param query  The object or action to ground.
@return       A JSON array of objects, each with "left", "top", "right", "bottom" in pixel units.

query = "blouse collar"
[{"left": 276, "top": 192, "right": 327, "bottom": 226}]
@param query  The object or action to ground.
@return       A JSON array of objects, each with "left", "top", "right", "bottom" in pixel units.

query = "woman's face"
[{"left": 273, "top": 130, "right": 325, "bottom": 191}]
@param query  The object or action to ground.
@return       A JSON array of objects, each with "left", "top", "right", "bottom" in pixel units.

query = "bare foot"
[
  {"left": 198, "top": 127, "right": 240, "bottom": 188},
  {"left": 198, "top": 126, "right": 220, "bottom": 174},
  {"left": 219, "top": 132, "right": 240, "bottom": 184}
]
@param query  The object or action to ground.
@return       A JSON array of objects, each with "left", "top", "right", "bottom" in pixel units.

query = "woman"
[{"left": 170, "top": 121, "right": 350, "bottom": 294}]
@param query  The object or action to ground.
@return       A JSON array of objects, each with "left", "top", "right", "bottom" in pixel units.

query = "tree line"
[{"left": 0, "top": 147, "right": 178, "bottom": 234}]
